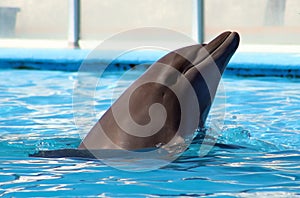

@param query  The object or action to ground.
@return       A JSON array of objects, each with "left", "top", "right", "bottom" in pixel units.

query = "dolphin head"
[{"left": 154, "top": 31, "right": 240, "bottom": 128}]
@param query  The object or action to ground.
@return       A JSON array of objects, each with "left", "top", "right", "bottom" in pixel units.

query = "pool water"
[{"left": 0, "top": 69, "right": 300, "bottom": 197}]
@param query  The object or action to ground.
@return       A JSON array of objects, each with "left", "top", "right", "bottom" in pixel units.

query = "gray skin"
[{"left": 79, "top": 31, "right": 240, "bottom": 151}]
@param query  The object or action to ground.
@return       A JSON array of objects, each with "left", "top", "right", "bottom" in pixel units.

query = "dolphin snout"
[{"left": 207, "top": 31, "right": 240, "bottom": 74}]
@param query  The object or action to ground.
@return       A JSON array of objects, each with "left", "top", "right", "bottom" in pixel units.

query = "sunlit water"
[{"left": 0, "top": 69, "right": 299, "bottom": 197}]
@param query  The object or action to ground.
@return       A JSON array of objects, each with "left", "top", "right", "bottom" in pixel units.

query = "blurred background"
[{"left": 0, "top": 0, "right": 299, "bottom": 48}]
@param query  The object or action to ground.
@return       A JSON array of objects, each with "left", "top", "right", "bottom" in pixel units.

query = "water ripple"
[{"left": 0, "top": 70, "right": 299, "bottom": 196}]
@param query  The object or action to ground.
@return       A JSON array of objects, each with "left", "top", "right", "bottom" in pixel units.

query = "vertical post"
[
  {"left": 68, "top": 0, "right": 80, "bottom": 48},
  {"left": 193, "top": 0, "right": 204, "bottom": 43},
  {"left": 265, "top": 0, "right": 286, "bottom": 26}
]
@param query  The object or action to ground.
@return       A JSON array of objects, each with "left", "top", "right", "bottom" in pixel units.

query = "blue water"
[{"left": 0, "top": 69, "right": 300, "bottom": 197}]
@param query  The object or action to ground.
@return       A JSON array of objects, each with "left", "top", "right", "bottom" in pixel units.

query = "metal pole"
[
  {"left": 193, "top": 0, "right": 204, "bottom": 43},
  {"left": 68, "top": 0, "right": 80, "bottom": 48}
]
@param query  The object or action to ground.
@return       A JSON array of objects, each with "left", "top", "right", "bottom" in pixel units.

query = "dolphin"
[
  {"left": 78, "top": 31, "right": 240, "bottom": 151},
  {"left": 30, "top": 31, "right": 240, "bottom": 159}
]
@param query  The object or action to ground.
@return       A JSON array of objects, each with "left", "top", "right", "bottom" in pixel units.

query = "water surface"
[{"left": 0, "top": 69, "right": 299, "bottom": 197}]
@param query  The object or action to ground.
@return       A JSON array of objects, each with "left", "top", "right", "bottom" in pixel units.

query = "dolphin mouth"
[
  {"left": 210, "top": 31, "right": 240, "bottom": 73},
  {"left": 182, "top": 31, "right": 240, "bottom": 75},
  {"left": 204, "top": 31, "right": 235, "bottom": 55}
]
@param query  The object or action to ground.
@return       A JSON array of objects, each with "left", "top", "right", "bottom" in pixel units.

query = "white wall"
[{"left": 0, "top": 0, "right": 299, "bottom": 44}]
